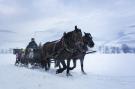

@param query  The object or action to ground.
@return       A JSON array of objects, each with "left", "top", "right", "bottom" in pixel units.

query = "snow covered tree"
[
  {"left": 116, "top": 47, "right": 121, "bottom": 53},
  {"left": 110, "top": 47, "right": 116, "bottom": 53},
  {"left": 104, "top": 46, "right": 109, "bottom": 53},
  {"left": 121, "top": 44, "right": 130, "bottom": 53},
  {"left": 133, "top": 48, "right": 135, "bottom": 53},
  {"left": 0, "top": 49, "right": 4, "bottom": 54}
]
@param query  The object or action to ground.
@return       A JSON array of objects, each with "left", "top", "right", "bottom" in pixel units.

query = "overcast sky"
[{"left": 0, "top": 0, "right": 135, "bottom": 46}]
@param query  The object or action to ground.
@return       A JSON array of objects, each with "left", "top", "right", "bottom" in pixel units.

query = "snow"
[
  {"left": 84, "top": 54, "right": 135, "bottom": 76},
  {"left": 0, "top": 54, "right": 135, "bottom": 89}
]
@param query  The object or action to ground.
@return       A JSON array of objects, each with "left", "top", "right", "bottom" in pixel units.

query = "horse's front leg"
[
  {"left": 56, "top": 60, "right": 66, "bottom": 74},
  {"left": 66, "top": 59, "right": 72, "bottom": 76},
  {"left": 80, "top": 57, "right": 86, "bottom": 74},
  {"left": 54, "top": 60, "right": 61, "bottom": 69}
]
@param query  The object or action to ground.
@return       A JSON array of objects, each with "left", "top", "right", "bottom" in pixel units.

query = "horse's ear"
[{"left": 84, "top": 32, "right": 86, "bottom": 35}]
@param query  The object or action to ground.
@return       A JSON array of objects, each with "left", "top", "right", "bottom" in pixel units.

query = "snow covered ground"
[{"left": 0, "top": 54, "right": 135, "bottom": 89}]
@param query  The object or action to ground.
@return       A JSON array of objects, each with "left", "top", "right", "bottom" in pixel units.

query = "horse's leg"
[
  {"left": 54, "top": 60, "right": 57, "bottom": 68},
  {"left": 80, "top": 56, "right": 86, "bottom": 74},
  {"left": 69, "top": 59, "right": 76, "bottom": 70},
  {"left": 56, "top": 60, "right": 66, "bottom": 74},
  {"left": 40, "top": 60, "right": 44, "bottom": 68},
  {"left": 40, "top": 60, "right": 46, "bottom": 68},
  {"left": 45, "top": 61, "right": 49, "bottom": 71},
  {"left": 44, "top": 58, "right": 51, "bottom": 71},
  {"left": 47, "top": 59, "right": 51, "bottom": 70},
  {"left": 66, "top": 59, "right": 72, "bottom": 76},
  {"left": 54, "top": 60, "right": 61, "bottom": 68},
  {"left": 58, "top": 61, "right": 62, "bottom": 69},
  {"left": 56, "top": 60, "right": 61, "bottom": 69},
  {"left": 42, "top": 57, "right": 48, "bottom": 71}
]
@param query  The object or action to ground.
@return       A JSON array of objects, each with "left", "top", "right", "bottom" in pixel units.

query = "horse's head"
[{"left": 83, "top": 32, "right": 95, "bottom": 48}]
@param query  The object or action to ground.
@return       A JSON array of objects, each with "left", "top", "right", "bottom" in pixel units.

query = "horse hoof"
[
  {"left": 56, "top": 70, "right": 60, "bottom": 74},
  {"left": 56, "top": 71, "right": 58, "bottom": 74},
  {"left": 45, "top": 67, "right": 49, "bottom": 71},
  {"left": 66, "top": 73, "right": 72, "bottom": 76},
  {"left": 82, "top": 72, "right": 87, "bottom": 75},
  {"left": 69, "top": 67, "right": 74, "bottom": 70},
  {"left": 45, "top": 69, "right": 49, "bottom": 71},
  {"left": 14, "top": 63, "right": 18, "bottom": 66}
]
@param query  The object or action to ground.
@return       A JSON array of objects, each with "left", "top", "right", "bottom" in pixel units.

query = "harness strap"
[{"left": 62, "top": 38, "right": 75, "bottom": 53}]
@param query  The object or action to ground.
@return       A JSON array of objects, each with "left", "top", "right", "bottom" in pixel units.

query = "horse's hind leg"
[
  {"left": 54, "top": 60, "right": 57, "bottom": 67},
  {"left": 44, "top": 58, "right": 51, "bottom": 71},
  {"left": 58, "top": 62, "right": 62, "bottom": 69},
  {"left": 47, "top": 59, "right": 51, "bottom": 70},
  {"left": 56, "top": 60, "right": 66, "bottom": 74},
  {"left": 54, "top": 60, "right": 61, "bottom": 68},
  {"left": 45, "top": 62, "right": 49, "bottom": 71},
  {"left": 54, "top": 60, "right": 61, "bottom": 69},
  {"left": 40, "top": 60, "right": 45, "bottom": 68}
]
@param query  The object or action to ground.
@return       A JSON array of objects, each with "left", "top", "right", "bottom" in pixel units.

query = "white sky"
[{"left": 0, "top": 0, "right": 135, "bottom": 46}]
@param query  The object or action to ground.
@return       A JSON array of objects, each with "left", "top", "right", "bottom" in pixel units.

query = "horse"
[
  {"left": 69, "top": 32, "right": 95, "bottom": 74},
  {"left": 41, "top": 28, "right": 84, "bottom": 76},
  {"left": 55, "top": 32, "right": 95, "bottom": 74},
  {"left": 41, "top": 39, "right": 64, "bottom": 70}
]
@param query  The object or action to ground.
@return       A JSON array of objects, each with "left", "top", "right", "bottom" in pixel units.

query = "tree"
[
  {"left": 121, "top": 44, "right": 130, "bottom": 53},
  {"left": 104, "top": 46, "right": 109, "bottom": 53},
  {"left": 116, "top": 47, "right": 120, "bottom": 53}
]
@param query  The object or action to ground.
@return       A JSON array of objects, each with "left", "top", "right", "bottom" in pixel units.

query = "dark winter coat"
[{"left": 26, "top": 41, "right": 38, "bottom": 49}]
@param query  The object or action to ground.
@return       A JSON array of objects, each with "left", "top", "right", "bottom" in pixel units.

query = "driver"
[{"left": 25, "top": 38, "right": 38, "bottom": 54}]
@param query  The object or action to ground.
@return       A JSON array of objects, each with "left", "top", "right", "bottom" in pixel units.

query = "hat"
[{"left": 31, "top": 38, "right": 35, "bottom": 41}]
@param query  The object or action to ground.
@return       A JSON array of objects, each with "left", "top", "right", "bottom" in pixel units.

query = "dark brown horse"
[
  {"left": 41, "top": 39, "right": 64, "bottom": 70},
  {"left": 41, "top": 27, "right": 83, "bottom": 76},
  {"left": 55, "top": 32, "right": 95, "bottom": 75},
  {"left": 69, "top": 32, "right": 95, "bottom": 74}
]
